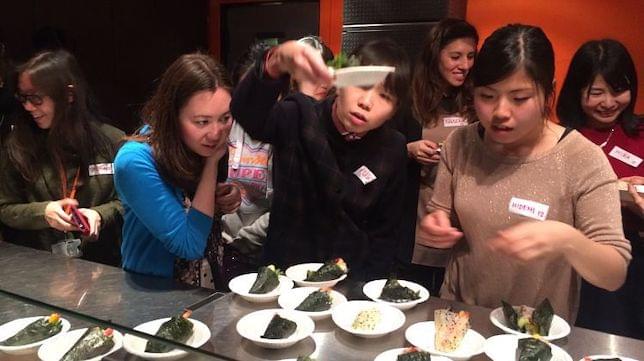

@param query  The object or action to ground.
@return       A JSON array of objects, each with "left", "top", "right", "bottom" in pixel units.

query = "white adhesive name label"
[
  {"left": 354, "top": 165, "right": 377, "bottom": 185},
  {"left": 443, "top": 116, "right": 468, "bottom": 127},
  {"left": 88, "top": 163, "right": 114, "bottom": 176},
  {"left": 508, "top": 197, "right": 549, "bottom": 221},
  {"left": 608, "top": 146, "right": 642, "bottom": 168}
]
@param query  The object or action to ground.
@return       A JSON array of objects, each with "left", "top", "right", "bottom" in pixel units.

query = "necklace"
[{"left": 598, "top": 127, "right": 615, "bottom": 148}]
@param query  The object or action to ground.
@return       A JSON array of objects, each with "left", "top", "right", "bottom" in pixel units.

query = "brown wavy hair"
[
  {"left": 136, "top": 53, "right": 232, "bottom": 193},
  {"left": 412, "top": 18, "right": 478, "bottom": 127},
  {"left": 8, "top": 50, "right": 114, "bottom": 183}
]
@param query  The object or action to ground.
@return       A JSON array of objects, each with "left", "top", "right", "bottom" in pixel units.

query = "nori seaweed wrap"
[
  {"left": 261, "top": 314, "right": 297, "bottom": 339},
  {"left": 501, "top": 298, "right": 554, "bottom": 336},
  {"left": 295, "top": 289, "right": 333, "bottom": 312},
  {"left": 60, "top": 327, "right": 114, "bottom": 361},
  {"left": 305, "top": 258, "right": 348, "bottom": 282},
  {"left": 0, "top": 313, "right": 62, "bottom": 346},
  {"left": 145, "top": 311, "right": 194, "bottom": 353},
  {"left": 379, "top": 279, "right": 421, "bottom": 302},
  {"left": 397, "top": 347, "right": 432, "bottom": 361},
  {"left": 516, "top": 337, "right": 552, "bottom": 361},
  {"left": 249, "top": 265, "right": 280, "bottom": 294}
]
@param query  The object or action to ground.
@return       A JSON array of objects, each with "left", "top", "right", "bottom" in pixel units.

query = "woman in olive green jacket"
[{"left": 0, "top": 50, "right": 123, "bottom": 266}]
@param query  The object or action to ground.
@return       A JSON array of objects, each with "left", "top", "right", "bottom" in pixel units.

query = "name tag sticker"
[
  {"left": 608, "top": 146, "right": 642, "bottom": 168},
  {"left": 508, "top": 197, "right": 549, "bottom": 221},
  {"left": 88, "top": 163, "right": 114, "bottom": 176},
  {"left": 354, "top": 165, "right": 377, "bottom": 185},
  {"left": 443, "top": 116, "right": 468, "bottom": 127}
]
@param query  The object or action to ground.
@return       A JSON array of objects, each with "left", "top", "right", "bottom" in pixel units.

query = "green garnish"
[{"left": 326, "top": 53, "right": 360, "bottom": 69}]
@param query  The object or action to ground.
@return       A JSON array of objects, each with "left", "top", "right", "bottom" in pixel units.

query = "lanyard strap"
[{"left": 60, "top": 166, "right": 80, "bottom": 214}]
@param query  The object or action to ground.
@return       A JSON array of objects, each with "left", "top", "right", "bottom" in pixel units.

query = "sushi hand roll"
[
  {"left": 516, "top": 337, "right": 552, "bottom": 361},
  {"left": 379, "top": 278, "right": 421, "bottom": 303},
  {"left": 0, "top": 313, "right": 62, "bottom": 346},
  {"left": 60, "top": 327, "right": 115, "bottom": 361},
  {"left": 305, "top": 258, "right": 348, "bottom": 282},
  {"left": 145, "top": 311, "right": 194, "bottom": 353},
  {"left": 397, "top": 347, "right": 432, "bottom": 361},
  {"left": 501, "top": 299, "right": 554, "bottom": 336},
  {"left": 261, "top": 314, "right": 297, "bottom": 339},
  {"left": 295, "top": 289, "right": 333, "bottom": 312},
  {"left": 249, "top": 265, "right": 280, "bottom": 294}
]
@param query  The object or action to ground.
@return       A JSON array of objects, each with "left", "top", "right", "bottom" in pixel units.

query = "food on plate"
[
  {"left": 379, "top": 278, "right": 421, "bottom": 303},
  {"left": 397, "top": 346, "right": 432, "bottom": 361},
  {"left": 502, "top": 298, "right": 554, "bottom": 336},
  {"left": 0, "top": 313, "right": 63, "bottom": 346},
  {"left": 145, "top": 310, "right": 194, "bottom": 353},
  {"left": 434, "top": 308, "right": 470, "bottom": 352},
  {"left": 261, "top": 314, "right": 297, "bottom": 339},
  {"left": 305, "top": 258, "right": 348, "bottom": 282},
  {"left": 516, "top": 337, "right": 552, "bottom": 361},
  {"left": 295, "top": 288, "right": 333, "bottom": 312},
  {"left": 327, "top": 52, "right": 360, "bottom": 69},
  {"left": 351, "top": 308, "right": 381, "bottom": 331},
  {"left": 60, "top": 327, "right": 115, "bottom": 361},
  {"left": 249, "top": 265, "right": 280, "bottom": 294},
  {"left": 296, "top": 356, "right": 316, "bottom": 361}
]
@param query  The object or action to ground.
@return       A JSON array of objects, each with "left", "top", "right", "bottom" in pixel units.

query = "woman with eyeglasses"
[{"left": 0, "top": 50, "right": 124, "bottom": 266}]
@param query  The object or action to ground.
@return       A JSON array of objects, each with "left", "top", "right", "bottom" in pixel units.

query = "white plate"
[
  {"left": 38, "top": 327, "right": 122, "bottom": 361},
  {"left": 285, "top": 263, "right": 347, "bottom": 288},
  {"left": 236, "top": 309, "right": 314, "bottom": 349},
  {"left": 122, "top": 318, "right": 211, "bottom": 360},
  {"left": 485, "top": 334, "right": 572, "bottom": 361},
  {"left": 405, "top": 321, "right": 485, "bottom": 361},
  {"left": 579, "top": 355, "right": 638, "bottom": 361},
  {"left": 374, "top": 347, "right": 453, "bottom": 361},
  {"left": 331, "top": 300, "right": 405, "bottom": 338},
  {"left": 363, "top": 279, "right": 430, "bottom": 311},
  {"left": 489, "top": 306, "right": 571, "bottom": 341},
  {"left": 278, "top": 287, "right": 348, "bottom": 321},
  {"left": 228, "top": 273, "right": 294, "bottom": 303},
  {"left": 332, "top": 66, "right": 396, "bottom": 88},
  {"left": 0, "top": 316, "right": 71, "bottom": 355}
]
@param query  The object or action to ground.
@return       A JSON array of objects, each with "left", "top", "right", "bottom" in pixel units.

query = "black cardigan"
[{"left": 231, "top": 68, "right": 407, "bottom": 280}]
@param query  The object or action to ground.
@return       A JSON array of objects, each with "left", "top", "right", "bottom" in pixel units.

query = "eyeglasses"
[{"left": 15, "top": 93, "right": 45, "bottom": 106}]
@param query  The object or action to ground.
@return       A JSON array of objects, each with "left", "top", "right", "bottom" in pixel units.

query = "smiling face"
[
  {"left": 333, "top": 82, "right": 397, "bottom": 135},
  {"left": 179, "top": 88, "right": 233, "bottom": 157},
  {"left": 474, "top": 68, "right": 548, "bottom": 153},
  {"left": 17, "top": 72, "right": 56, "bottom": 129},
  {"left": 438, "top": 37, "right": 477, "bottom": 87},
  {"left": 580, "top": 74, "right": 632, "bottom": 129}
]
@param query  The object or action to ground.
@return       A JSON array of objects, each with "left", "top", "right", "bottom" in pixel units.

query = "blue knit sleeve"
[{"left": 114, "top": 142, "right": 212, "bottom": 260}]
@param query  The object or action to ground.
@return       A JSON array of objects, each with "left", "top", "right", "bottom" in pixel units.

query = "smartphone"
[{"left": 69, "top": 206, "right": 91, "bottom": 236}]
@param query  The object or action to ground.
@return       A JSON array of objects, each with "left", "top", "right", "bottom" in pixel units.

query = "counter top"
[{"left": 0, "top": 242, "right": 642, "bottom": 361}]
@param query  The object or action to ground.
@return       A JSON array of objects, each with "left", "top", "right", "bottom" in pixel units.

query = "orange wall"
[{"left": 466, "top": 0, "right": 644, "bottom": 114}]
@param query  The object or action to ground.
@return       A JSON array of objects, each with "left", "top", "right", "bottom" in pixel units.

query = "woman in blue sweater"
[{"left": 114, "top": 53, "right": 239, "bottom": 286}]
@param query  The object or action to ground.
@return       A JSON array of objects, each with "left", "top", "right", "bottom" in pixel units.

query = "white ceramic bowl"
[
  {"left": 331, "top": 300, "right": 405, "bottom": 338},
  {"left": 579, "top": 355, "right": 637, "bottom": 361},
  {"left": 236, "top": 309, "right": 314, "bottom": 349},
  {"left": 485, "top": 334, "right": 572, "bottom": 361},
  {"left": 38, "top": 327, "right": 122, "bottom": 361},
  {"left": 278, "top": 287, "right": 348, "bottom": 321},
  {"left": 405, "top": 321, "right": 485, "bottom": 361},
  {"left": 122, "top": 318, "right": 210, "bottom": 360},
  {"left": 333, "top": 66, "right": 396, "bottom": 88},
  {"left": 362, "top": 279, "right": 430, "bottom": 311},
  {"left": 0, "top": 316, "right": 71, "bottom": 355},
  {"left": 285, "top": 263, "right": 347, "bottom": 288},
  {"left": 374, "top": 347, "right": 454, "bottom": 361},
  {"left": 489, "top": 306, "right": 571, "bottom": 341},
  {"left": 228, "top": 273, "right": 294, "bottom": 303}
]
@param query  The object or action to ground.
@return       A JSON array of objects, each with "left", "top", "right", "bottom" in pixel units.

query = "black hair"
[
  {"left": 556, "top": 39, "right": 639, "bottom": 136},
  {"left": 231, "top": 40, "right": 273, "bottom": 86},
  {"left": 472, "top": 24, "right": 555, "bottom": 118},
  {"left": 352, "top": 39, "right": 411, "bottom": 107}
]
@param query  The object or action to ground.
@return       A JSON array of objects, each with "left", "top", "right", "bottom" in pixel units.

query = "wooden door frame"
[{"left": 208, "top": 0, "right": 343, "bottom": 60}]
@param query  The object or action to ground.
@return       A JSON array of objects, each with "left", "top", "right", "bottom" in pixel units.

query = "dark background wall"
[{"left": 0, "top": 0, "right": 208, "bottom": 133}]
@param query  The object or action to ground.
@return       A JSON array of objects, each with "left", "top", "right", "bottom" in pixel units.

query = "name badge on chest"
[
  {"left": 443, "top": 116, "right": 467, "bottom": 127},
  {"left": 354, "top": 165, "right": 377, "bottom": 185},
  {"left": 88, "top": 163, "right": 114, "bottom": 176},
  {"left": 508, "top": 197, "right": 549, "bottom": 221},
  {"left": 608, "top": 146, "right": 642, "bottom": 168}
]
